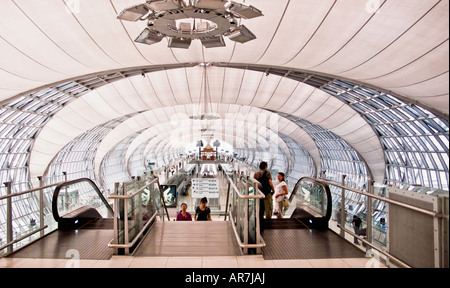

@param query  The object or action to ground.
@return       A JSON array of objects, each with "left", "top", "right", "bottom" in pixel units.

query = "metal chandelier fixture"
[{"left": 117, "top": 0, "right": 263, "bottom": 49}]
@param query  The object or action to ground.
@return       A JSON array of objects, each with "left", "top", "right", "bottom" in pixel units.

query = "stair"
[{"left": 133, "top": 220, "right": 242, "bottom": 257}]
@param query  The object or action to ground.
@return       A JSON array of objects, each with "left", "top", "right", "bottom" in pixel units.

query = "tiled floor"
[{"left": 0, "top": 254, "right": 387, "bottom": 268}]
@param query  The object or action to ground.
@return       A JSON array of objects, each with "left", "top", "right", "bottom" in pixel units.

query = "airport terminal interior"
[{"left": 0, "top": 0, "right": 449, "bottom": 268}]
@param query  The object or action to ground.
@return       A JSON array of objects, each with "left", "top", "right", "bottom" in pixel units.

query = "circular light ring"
[{"left": 148, "top": 7, "right": 237, "bottom": 39}]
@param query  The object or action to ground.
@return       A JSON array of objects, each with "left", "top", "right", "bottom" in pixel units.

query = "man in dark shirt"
[
  {"left": 254, "top": 161, "right": 275, "bottom": 223},
  {"left": 352, "top": 215, "right": 362, "bottom": 245}
]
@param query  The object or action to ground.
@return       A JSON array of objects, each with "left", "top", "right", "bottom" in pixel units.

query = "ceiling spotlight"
[
  {"left": 117, "top": 0, "right": 263, "bottom": 48},
  {"left": 117, "top": 4, "right": 149, "bottom": 21},
  {"left": 135, "top": 28, "right": 164, "bottom": 45},
  {"left": 201, "top": 35, "right": 226, "bottom": 48},
  {"left": 145, "top": 0, "right": 182, "bottom": 11},
  {"left": 193, "top": 0, "right": 228, "bottom": 10},
  {"left": 168, "top": 37, "right": 192, "bottom": 49},
  {"left": 227, "top": 3, "right": 263, "bottom": 19},
  {"left": 228, "top": 25, "right": 256, "bottom": 43}
]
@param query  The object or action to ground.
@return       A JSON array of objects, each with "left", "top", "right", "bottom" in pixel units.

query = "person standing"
[
  {"left": 195, "top": 197, "right": 212, "bottom": 221},
  {"left": 176, "top": 203, "right": 192, "bottom": 221},
  {"left": 254, "top": 161, "right": 275, "bottom": 221},
  {"left": 274, "top": 172, "right": 289, "bottom": 218},
  {"left": 352, "top": 215, "right": 362, "bottom": 245}
]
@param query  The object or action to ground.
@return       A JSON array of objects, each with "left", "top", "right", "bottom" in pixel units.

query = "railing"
[
  {"left": 108, "top": 176, "right": 169, "bottom": 255},
  {"left": 287, "top": 177, "right": 332, "bottom": 229},
  {"left": 224, "top": 171, "right": 266, "bottom": 254},
  {"left": 0, "top": 177, "right": 109, "bottom": 257},
  {"left": 52, "top": 178, "right": 114, "bottom": 229},
  {"left": 307, "top": 176, "right": 448, "bottom": 268}
]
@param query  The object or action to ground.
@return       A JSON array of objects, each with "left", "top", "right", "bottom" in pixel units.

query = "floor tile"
[
  {"left": 129, "top": 257, "right": 169, "bottom": 268},
  {"left": 165, "top": 257, "right": 203, "bottom": 268},
  {"left": 307, "top": 258, "right": 352, "bottom": 268},
  {"left": 272, "top": 259, "right": 314, "bottom": 268},
  {"left": 91, "top": 256, "right": 134, "bottom": 268},
  {"left": 16, "top": 258, "right": 65, "bottom": 268},
  {"left": 236, "top": 255, "right": 276, "bottom": 268},
  {"left": 342, "top": 257, "right": 387, "bottom": 268},
  {"left": 202, "top": 256, "right": 239, "bottom": 268}
]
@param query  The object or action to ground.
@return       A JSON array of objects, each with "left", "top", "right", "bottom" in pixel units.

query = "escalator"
[
  {"left": 264, "top": 177, "right": 332, "bottom": 231},
  {"left": 8, "top": 178, "right": 116, "bottom": 260},
  {"left": 52, "top": 178, "right": 114, "bottom": 230},
  {"left": 261, "top": 177, "right": 365, "bottom": 260}
]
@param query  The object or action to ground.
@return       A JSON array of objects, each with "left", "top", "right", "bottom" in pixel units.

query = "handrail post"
[
  {"left": 243, "top": 177, "right": 250, "bottom": 255},
  {"left": 224, "top": 181, "right": 231, "bottom": 221},
  {"left": 4, "top": 182, "right": 13, "bottom": 254},
  {"left": 113, "top": 182, "right": 119, "bottom": 255},
  {"left": 37, "top": 176, "right": 45, "bottom": 237},
  {"left": 366, "top": 179, "right": 374, "bottom": 255},
  {"left": 254, "top": 180, "right": 261, "bottom": 254},
  {"left": 123, "top": 182, "right": 129, "bottom": 255},
  {"left": 137, "top": 176, "right": 143, "bottom": 231},
  {"left": 340, "top": 174, "right": 347, "bottom": 237}
]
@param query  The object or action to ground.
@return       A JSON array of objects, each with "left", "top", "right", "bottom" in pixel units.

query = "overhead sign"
[{"left": 191, "top": 178, "right": 220, "bottom": 198}]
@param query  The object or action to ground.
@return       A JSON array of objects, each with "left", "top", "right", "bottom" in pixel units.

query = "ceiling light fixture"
[{"left": 117, "top": 0, "right": 263, "bottom": 49}]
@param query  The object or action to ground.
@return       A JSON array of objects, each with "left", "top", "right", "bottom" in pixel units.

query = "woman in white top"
[{"left": 274, "top": 172, "right": 289, "bottom": 218}]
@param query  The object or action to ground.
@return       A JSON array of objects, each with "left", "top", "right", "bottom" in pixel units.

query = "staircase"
[{"left": 133, "top": 220, "right": 242, "bottom": 257}]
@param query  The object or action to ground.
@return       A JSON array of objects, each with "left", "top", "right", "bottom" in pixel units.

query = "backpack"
[{"left": 257, "top": 170, "right": 271, "bottom": 196}]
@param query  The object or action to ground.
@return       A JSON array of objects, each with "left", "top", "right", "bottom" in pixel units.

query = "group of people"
[
  {"left": 176, "top": 161, "right": 290, "bottom": 222},
  {"left": 254, "top": 161, "right": 290, "bottom": 220},
  {"left": 175, "top": 197, "right": 212, "bottom": 221}
]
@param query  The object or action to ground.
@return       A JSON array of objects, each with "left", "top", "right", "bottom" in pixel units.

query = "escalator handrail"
[
  {"left": 52, "top": 178, "right": 114, "bottom": 222},
  {"left": 289, "top": 177, "right": 333, "bottom": 221}
]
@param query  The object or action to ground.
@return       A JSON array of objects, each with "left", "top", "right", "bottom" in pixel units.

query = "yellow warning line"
[{"left": 295, "top": 218, "right": 310, "bottom": 229}]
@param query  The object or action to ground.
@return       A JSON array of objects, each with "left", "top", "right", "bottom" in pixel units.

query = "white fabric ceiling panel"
[
  {"left": 305, "top": 98, "right": 347, "bottom": 125},
  {"left": 128, "top": 75, "right": 164, "bottom": 109},
  {"left": 340, "top": 1, "right": 449, "bottom": 81},
  {"left": 220, "top": 68, "right": 245, "bottom": 104},
  {"left": 96, "top": 83, "right": 142, "bottom": 115},
  {"left": 256, "top": 0, "right": 335, "bottom": 65},
  {"left": 228, "top": 0, "right": 289, "bottom": 64},
  {"left": 147, "top": 71, "right": 179, "bottom": 106},
  {"left": 0, "top": 39, "right": 64, "bottom": 85},
  {"left": 235, "top": 70, "right": 263, "bottom": 106},
  {"left": 30, "top": 120, "right": 86, "bottom": 175},
  {"left": 315, "top": 0, "right": 439, "bottom": 75},
  {"left": 285, "top": 0, "right": 374, "bottom": 69},
  {"left": 354, "top": 135, "right": 384, "bottom": 156},
  {"left": 111, "top": 80, "right": 153, "bottom": 112},
  {"left": 264, "top": 77, "right": 299, "bottom": 110},
  {"left": 0, "top": 70, "right": 43, "bottom": 103},
  {"left": 372, "top": 41, "right": 449, "bottom": 88},
  {"left": 64, "top": 97, "right": 111, "bottom": 125},
  {"left": 278, "top": 83, "right": 317, "bottom": 115},
  {"left": 166, "top": 69, "right": 192, "bottom": 105},
  {"left": 321, "top": 105, "right": 358, "bottom": 130},
  {"left": 294, "top": 92, "right": 331, "bottom": 119},
  {"left": 170, "top": 39, "right": 205, "bottom": 63},
  {"left": 75, "top": 0, "right": 151, "bottom": 67},
  {"left": 394, "top": 72, "right": 449, "bottom": 98},
  {"left": 250, "top": 74, "right": 283, "bottom": 108},
  {"left": 204, "top": 67, "right": 225, "bottom": 104},
  {"left": 330, "top": 114, "right": 369, "bottom": 138},
  {"left": 185, "top": 66, "right": 206, "bottom": 105},
  {"left": 94, "top": 120, "right": 143, "bottom": 170},
  {"left": 3, "top": 1, "right": 110, "bottom": 73},
  {"left": 82, "top": 90, "right": 127, "bottom": 120}
]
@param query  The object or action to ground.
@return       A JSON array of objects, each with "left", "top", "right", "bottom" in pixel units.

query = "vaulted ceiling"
[{"left": 0, "top": 0, "right": 448, "bottom": 185}]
